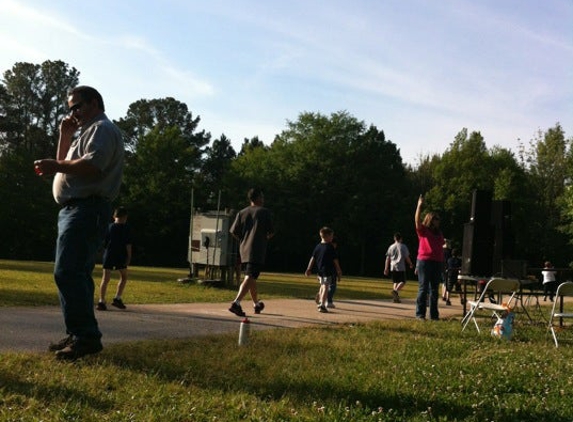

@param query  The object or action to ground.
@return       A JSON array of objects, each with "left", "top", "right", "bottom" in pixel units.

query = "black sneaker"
[
  {"left": 229, "top": 302, "right": 246, "bottom": 317},
  {"left": 48, "top": 335, "right": 74, "bottom": 352},
  {"left": 96, "top": 302, "right": 107, "bottom": 311},
  {"left": 254, "top": 301, "right": 265, "bottom": 314},
  {"left": 318, "top": 305, "right": 328, "bottom": 313},
  {"left": 55, "top": 338, "right": 103, "bottom": 361},
  {"left": 112, "top": 298, "right": 126, "bottom": 309}
]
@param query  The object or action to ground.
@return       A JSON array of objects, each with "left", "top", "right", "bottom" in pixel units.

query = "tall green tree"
[
  {"left": 1, "top": 60, "right": 79, "bottom": 157},
  {"left": 199, "top": 134, "right": 237, "bottom": 209},
  {"left": 0, "top": 60, "right": 78, "bottom": 260},
  {"left": 117, "top": 98, "right": 211, "bottom": 266},
  {"left": 419, "top": 128, "right": 537, "bottom": 275},
  {"left": 229, "top": 111, "right": 410, "bottom": 275},
  {"left": 521, "top": 123, "right": 573, "bottom": 265},
  {"left": 122, "top": 126, "right": 200, "bottom": 265},
  {"left": 115, "top": 97, "right": 209, "bottom": 159}
]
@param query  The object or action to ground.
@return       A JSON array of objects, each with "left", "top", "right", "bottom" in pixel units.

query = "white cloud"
[{"left": 0, "top": 0, "right": 571, "bottom": 165}]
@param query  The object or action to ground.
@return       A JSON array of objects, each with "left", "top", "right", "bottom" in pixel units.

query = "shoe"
[
  {"left": 48, "top": 335, "right": 74, "bottom": 352},
  {"left": 392, "top": 290, "right": 401, "bottom": 303},
  {"left": 229, "top": 302, "right": 246, "bottom": 317},
  {"left": 112, "top": 298, "right": 126, "bottom": 309},
  {"left": 55, "top": 338, "right": 103, "bottom": 361},
  {"left": 315, "top": 293, "right": 320, "bottom": 304},
  {"left": 446, "top": 300, "right": 452, "bottom": 306},
  {"left": 318, "top": 305, "right": 328, "bottom": 313},
  {"left": 254, "top": 301, "right": 265, "bottom": 314},
  {"left": 327, "top": 302, "right": 335, "bottom": 308},
  {"left": 96, "top": 302, "right": 107, "bottom": 311}
]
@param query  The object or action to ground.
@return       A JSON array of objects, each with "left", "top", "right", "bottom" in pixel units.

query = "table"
[{"left": 458, "top": 274, "right": 549, "bottom": 324}]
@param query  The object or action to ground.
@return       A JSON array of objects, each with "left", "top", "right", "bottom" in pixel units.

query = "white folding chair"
[
  {"left": 548, "top": 281, "right": 573, "bottom": 347},
  {"left": 461, "top": 278, "right": 521, "bottom": 333}
]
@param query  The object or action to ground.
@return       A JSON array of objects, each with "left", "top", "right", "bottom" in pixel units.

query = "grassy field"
[
  {"left": 1, "top": 260, "right": 573, "bottom": 421},
  {"left": 0, "top": 259, "right": 398, "bottom": 307}
]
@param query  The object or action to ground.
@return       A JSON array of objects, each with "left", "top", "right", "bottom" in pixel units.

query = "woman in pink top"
[{"left": 414, "top": 195, "right": 445, "bottom": 320}]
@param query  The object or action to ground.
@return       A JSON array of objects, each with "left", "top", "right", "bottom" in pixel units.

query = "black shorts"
[
  {"left": 446, "top": 276, "right": 460, "bottom": 292},
  {"left": 390, "top": 271, "right": 406, "bottom": 284},
  {"left": 103, "top": 260, "right": 127, "bottom": 270},
  {"left": 242, "top": 262, "right": 262, "bottom": 279},
  {"left": 103, "top": 253, "right": 127, "bottom": 270}
]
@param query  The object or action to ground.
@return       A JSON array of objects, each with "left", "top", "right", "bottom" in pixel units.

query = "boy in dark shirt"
[
  {"left": 97, "top": 206, "right": 132, "bottom": 310},
  {"left": 305, "top": 227, "right": 342, "bottom": 313}
]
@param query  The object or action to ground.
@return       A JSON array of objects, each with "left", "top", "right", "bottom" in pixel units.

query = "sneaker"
[
  {"left": 446, "top": 299, "right": 452, "bottom": 306},
  {"left": 48, "top": 335, "right": 74, "bottom": 352},
  {"left": 229, "top": 302, "right": 246, "bottom": 317},
  {"left": 96, "top": 302, "right": 107, "bottom": 311},
  {"left": 55, "top": 338, "right": 103, "bottom": 361},
  {"left": 318, "top": 305, "right": 328, "bottom": 313},
  {"left": 254, "top": 301, "right": 265, "bottom": 314},
  {"left": 392, "top": 290, "right": 401, "bottom": 303},
  {"left": 327, "top": 302, "right": 335, "bottom": 308},
  {"left": 112, "top": 298, "right": 126, "bottom": 309}
]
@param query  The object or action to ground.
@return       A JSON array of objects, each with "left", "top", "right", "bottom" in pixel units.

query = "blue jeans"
[
  {"left": 54, "top": 198, "right": 111, "bottom": 341},
  {"left": 327, "top": 278, "right": 337, "bottom": 303},
  {"left": 416, "top": 260, "right": 442, "bottom": 320}
]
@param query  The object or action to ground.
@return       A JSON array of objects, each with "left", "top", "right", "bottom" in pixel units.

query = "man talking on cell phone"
[{"left": 34, "top": 86, "right": 124, "bottom": 361}]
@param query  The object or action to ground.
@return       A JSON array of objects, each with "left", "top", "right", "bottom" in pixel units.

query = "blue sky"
[{"left": 1, "top": 0, "right": 571, "bottom": 165}]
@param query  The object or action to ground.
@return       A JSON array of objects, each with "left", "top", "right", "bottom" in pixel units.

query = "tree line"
[{"left": 1, "top": 60, "right": 572, "bottom": 277}]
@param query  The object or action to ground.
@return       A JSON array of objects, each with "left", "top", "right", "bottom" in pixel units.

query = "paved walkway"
[{"left": 0, "top": 298, "right": 465, "bottom": 353}]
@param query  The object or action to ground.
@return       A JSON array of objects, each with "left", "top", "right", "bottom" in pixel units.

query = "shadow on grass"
[
  {"left": 0, "top": 288, "right": 59, "bottom": 306},
  {"left": 0, "top": 260, "right": 53, "bottom": 275},
  {"left": 0, "top": 360, "right": 114, "bottom": 413},
  {"left": 96, "top": 324, "right": 570, "bottom": 422}
]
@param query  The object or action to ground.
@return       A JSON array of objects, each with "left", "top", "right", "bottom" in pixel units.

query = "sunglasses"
[{"left": 69, "top": 102, "right": 83, "bottom": 113}]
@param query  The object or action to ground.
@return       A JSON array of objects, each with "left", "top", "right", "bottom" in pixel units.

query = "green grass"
[
  {"left": 1, "top": 259, "right": 572, "bottom": 421},
  {"left": 0, "top": 259, "right": 398, "bottom": 306}
]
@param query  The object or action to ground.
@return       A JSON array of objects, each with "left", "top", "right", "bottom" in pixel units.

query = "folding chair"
[
  {"left": 548, "top": 281, "right": 573, "bottom": 347},
  {"left": 461, "top": 278, "right": 521, "bottom": 333}
]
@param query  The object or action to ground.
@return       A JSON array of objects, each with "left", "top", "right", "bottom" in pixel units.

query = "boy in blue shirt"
[
  {"left": 97, "top": 206, "right": 132, "bottom": 310},
  {"left": 305, "top": 227, "right": 342, "bottom": 313}
]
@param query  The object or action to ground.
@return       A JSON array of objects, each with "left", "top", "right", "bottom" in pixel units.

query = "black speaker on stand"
[
  {"left": 470, "top": 189, "right": 492, "bottom": 224},
  {"left": 461, "top": 222, "right": 494, "bottom": 276},
  {"left": 461, "top": 190, "right": 494, "bottom": 276},
  {"left": 491, "top": 200, "right": 514, "bottom": 275}
]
